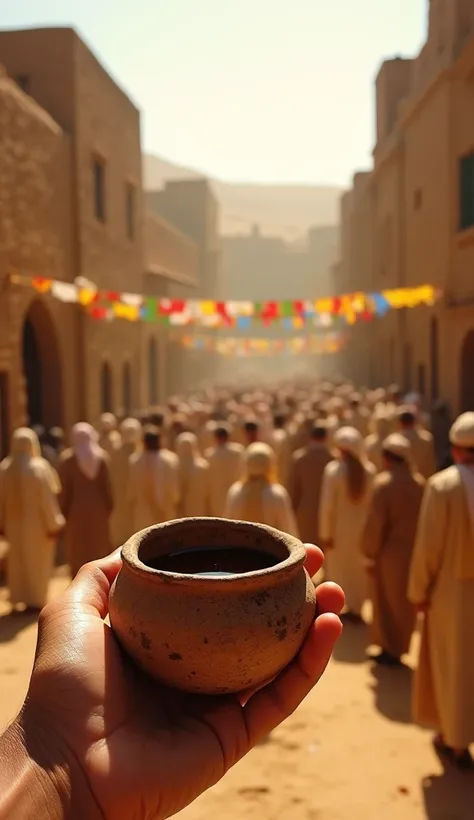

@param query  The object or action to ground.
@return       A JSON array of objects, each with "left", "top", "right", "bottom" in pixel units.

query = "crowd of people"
[{"left": 0, "top": 379, "right": 473, "bottom": 773}]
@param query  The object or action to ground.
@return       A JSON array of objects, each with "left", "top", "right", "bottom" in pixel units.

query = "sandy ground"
[{"left": 1, "top": 573, "right": 473, "bottom": 819}]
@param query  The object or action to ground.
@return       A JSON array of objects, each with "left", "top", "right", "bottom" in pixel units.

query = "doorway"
[
  {"left": 460, "top": 330, "right": 474, "bottom": 411},
  {"left": 21, "top": 300, "right": 63, "bottom": 429}
]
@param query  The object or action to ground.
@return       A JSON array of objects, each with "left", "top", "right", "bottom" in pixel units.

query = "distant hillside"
[{"left": 143, "top": 154, "right": 342, "bottom": 240}]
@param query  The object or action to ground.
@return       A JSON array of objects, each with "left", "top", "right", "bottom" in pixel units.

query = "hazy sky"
[{"left": 3, "top": 0, "right": 427, "bottom": 186}]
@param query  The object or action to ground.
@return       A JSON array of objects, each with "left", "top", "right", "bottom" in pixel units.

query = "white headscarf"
[{"left": 72, "top": 423, "right": 102, "bottom": 480}]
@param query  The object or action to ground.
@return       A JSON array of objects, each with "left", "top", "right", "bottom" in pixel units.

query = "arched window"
[
  {"left": 430, "top": 317, "right": 439, "bottom": 402},
  {"left": 148, "top": 338, "right": 158, "bottom": 406},
  {"left": 100, "top": 362, "right": 112, "bottom": 413},
  {"left": 122, "top": 362, "right": 132, "bottom": 416}
]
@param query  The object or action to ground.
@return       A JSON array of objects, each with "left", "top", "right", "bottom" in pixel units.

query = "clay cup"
[{"left": 108, "top": 518, "right": 316, "bottom": 695}]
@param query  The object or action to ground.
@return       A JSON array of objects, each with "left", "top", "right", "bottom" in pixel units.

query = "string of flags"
[
  {"left": 178, "top": 333, "right": 346, "bottom": 357},
  {"left": 8, "top": 273, "right": 440, "bottom": 330}
]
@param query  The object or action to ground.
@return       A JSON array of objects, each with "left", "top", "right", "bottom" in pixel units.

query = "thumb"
[{"left": 61, "top": 549, "right": 122, "bottom": 620}]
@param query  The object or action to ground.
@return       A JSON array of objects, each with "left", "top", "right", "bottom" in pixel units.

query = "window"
[
  {"left": 459, "top": 153, "right": 474, "bottom": 231},
  {"left": 414, "top": 188, "right": 423, "bottom": 210},
  {"left": 93, "top": 157, "right": 106, "bottom": 222},
  {"left": 122, "top": 362, "right": 132, "bottom": 415},
  {"left": 15, "top": 75, "right": 30, "bottom": 94},
  {"left": 125, "top": 183, "right": 135, "bottom": 240},
  {"left": 100, "top": 362, "right": 112, "bottom": 413}
]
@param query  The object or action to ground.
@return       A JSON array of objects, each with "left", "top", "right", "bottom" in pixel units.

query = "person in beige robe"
[
  {"left": 319, "top": 426, "right": 375, "bottom": 620},
  {"left": 206, "top": 425, "right": 245, "bottom": 517},
  {"left": 0, "top": 428, "right": 64, "bottom": 611},
  {"left": 225, "top": 443, "right": 299, "bottom": 536},
  {"left": 128, "top": 426, "right": 180, "bottom": 532},
  {"left": 289, "top": 422, "right": 332, "bottom": 544},
  {"left": 110, "top": 418, "right": 142, "bottom": 546},
  {"left": 346, "top": 394, "right": 370, "bottom": 438},
  {"left": 175, "top": 432, "right": 210, "bottom": 517},
  {"left": 365, "top": 409, "right": 392, "bottom": 473},
  {"left": 268, "top": 413, "right": 293, "bottom": 489},
  {"left": 408, "top": 412, "right": 474, "bottom": 768},
  {"left": 98, "top": 413, "right": 122, "bottom": 455},
  {"left": 397, "top": 407, "right": 436, "bottom": 479},
  {"left": 362, "top": 434, "right": 424, "bottom": 664},
  {"left": 59, "top": 423, "right": 114, "bottom": 578}
]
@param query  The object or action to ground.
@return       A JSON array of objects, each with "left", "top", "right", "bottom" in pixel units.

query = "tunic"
[
  {"left": 319, "top": 459, "right": 375, "bottom": 614},
  {"left": 110, "top": 442, "right": 138, "bottom": 547},
  {"left": 408, "top": 466, "right": 474, "bottom": 749},
  {"left": 225, "top": 481, "right": 299, "bottom": 537},
  {"left": 288, "top": 442, "right": 332, "bottom": 544},
  {"left": 0, "top": 457, "right": 64, "bottom": 608},
  {"left": 59, "top": 450, "right": 114, "bottom": 577},
  {"left": 128, "top": 450, "right": 180, "bottom": 532},
  {"left": 400, "top": 428, "right": 436, "bottom": 480},
  {"left": 205, "top": 443, "right": 245, "bottom": 517},
  {"left": 178, "top": 458, "right": 211, "bottom": 518},
  {"left": 268, "top": 429, "right": 293, "bottom": 488},
  {"left": 362, "top": 466, "right": 424, "bottom": 657}
]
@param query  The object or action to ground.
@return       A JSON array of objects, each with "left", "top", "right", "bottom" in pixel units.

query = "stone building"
[
  {"left": 333, "top": 0, "right": 474, "bottom": 413},
  {"left": 0, "top": 28, "right": 198, "bottom": 457}
]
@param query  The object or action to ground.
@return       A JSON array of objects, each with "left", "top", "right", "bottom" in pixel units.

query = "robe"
[
  {"left": 400, "top": 428, "right": 436, "bottom": 480},
  {"left": 128, "top": 450, "right": 180, "bottom": 532},
  {"left": 178, "top": 458, "right": 211, "bottom": 518},
  {"left": 289, "top": 442, "right": 332, "bottom": 545},
  {"left": 268, "top": 429, "right": 293, "bottom": 489},
  {"left": 59, "top": 450, "right": 114, "bottom": 577},
  {"left": 319, "top": 459, "right": 375, "bottom": 614},
  {"left": 205, "top": 443, "right": 245, "bottom": 517},
  {"left": 362, "top": 465, "right": 424, "bottom": 657},
  {"left": 365, "top": 434, "right": 386, "bottom": 473},
  {"left": 0, "top": 457, "right": 64, "bottom": 608},
  {"left": 110, "top": 442, "right": 138, "bottom": 547},
  {"left": 225, "top": 481, "right": 299, "bottom": 537},
  {"left": 408, "top": 466, "right": 474, "bottom": 749}
]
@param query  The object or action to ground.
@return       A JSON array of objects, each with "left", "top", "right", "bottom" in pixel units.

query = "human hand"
[{"left": 6, "top": 545, "right": 343, "bottom": 820}]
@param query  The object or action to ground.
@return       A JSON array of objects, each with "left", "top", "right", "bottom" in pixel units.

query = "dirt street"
[{"left": 1, "top": 574, "right": 473, "bottom": 820}]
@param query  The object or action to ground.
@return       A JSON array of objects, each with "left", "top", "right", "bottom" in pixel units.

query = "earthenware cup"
[{"left": 108, "top": 517, "right": 316, "bottom": 695}]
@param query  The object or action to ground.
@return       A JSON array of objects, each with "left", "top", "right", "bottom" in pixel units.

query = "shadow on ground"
[
  {"left": 332, "top": 619, "right": 368, "bottom": 664},
  {"left": 0, "top": 610, "right": 38, "bottom": 643},
  {"left": 423, "top": 756, "right": 474, "bottom": 819},
  {"left": 368, "top": 661, "right": 413, "bottom": 724}
]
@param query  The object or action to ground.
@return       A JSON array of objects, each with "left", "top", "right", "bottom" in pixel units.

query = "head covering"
[
  {"left": 120, "top": 417, "right": 142, "bottom": 446},
  {"left": 333, "top": 426, "right": 363, "bottom": 460},
  {"left": 382, "top": 433, "right": 411, "bottom": 462},
  {"left": 245, "top": 442, "right": 276, "bottom": 481},
  {"left": 449, "top": 413, "right": 474, "bottom": 449},
  {"left": 11, "top": 427, "right": 41, "bottom": 459},
  {"left": 100, "top": 413, "right": 117, "bottom": 432},
  {"left": 72, "top": 423, "right": 102, "bottom": 480}
]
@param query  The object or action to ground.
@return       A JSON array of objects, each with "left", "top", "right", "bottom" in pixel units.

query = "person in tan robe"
[
  {"left": 98, "top": 413, "right": 121, "bottom": 455},
  {"left": 206, "top": 425, "right": 245, "bottom": 517},
  {"left": 225, "top": 443, "right": 299, "bottom": 536},
  {"left": 362, "top": 434, "right": 424, "bottom": 665},
  {"left": 59, "top": 423, "right": 114, "bottom": 578},
  {"left": 128, "top": 426, "right": 180, "bottom": 532},
  {"left": 346, "top": 394, "right": 370, "bottom": 438},
  {"left": 408, "top": 412, "right": 474, "bottom": 769},
  {"left": 289, "top": 422, "right": 332, "bottom": 545},
  {"left": 397, "top": 407, "right": 436, "bottom": 479},
  {"left": 175, "top": 432, "right": 210, "bottom": 517},
  {"left": 319, "top": 426, "right": 376, "bottom": 621},
  {"left": 365, "top": 409, "right": 392, "bottom": 473},
  {"left": 110, "top": 417, "right": 142, "bottom": 546},
  {"left": 268, "top": 413, "right": 293, "bottom": 489},
  {"left": 0, "top": 428, "right": 64, "bottom": 611}
]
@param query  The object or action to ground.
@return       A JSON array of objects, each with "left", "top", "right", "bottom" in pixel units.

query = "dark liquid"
[{"left": 147, "top": 547, "right": 279, "bottom": 577}]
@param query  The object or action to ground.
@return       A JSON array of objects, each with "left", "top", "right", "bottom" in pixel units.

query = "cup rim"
[{"left": 121, "top": 518, "right": 307, "bottom": 588}]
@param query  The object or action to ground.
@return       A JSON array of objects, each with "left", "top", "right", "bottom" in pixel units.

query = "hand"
[{"left": 10, "top": 545, "right": 343, "bottom": 820}]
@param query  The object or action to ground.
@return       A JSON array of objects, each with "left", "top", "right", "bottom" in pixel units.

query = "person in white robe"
[
  {"left": 175, "top": 432, "right": 210, "bottom": 517},
  {"left": 225, "top": 442, "right": 299, "bottom": 537},
  {"left": 110, "top": 418, "right": 142, "bottom": 546},
  {"left": 206, "top": 425, "right": 245, "bottom": 517},
  {"left": 128, "top": 426, "right": 180, "bottom": 531},
  {"left": 408, "top": 412, "right": 474, "bottom": 769},
  {"left": 0, "top": 428, "right": 64, "bottom": 611},
  {"left": 319, "top": 426, "right": 375, "bottom": 621}
]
